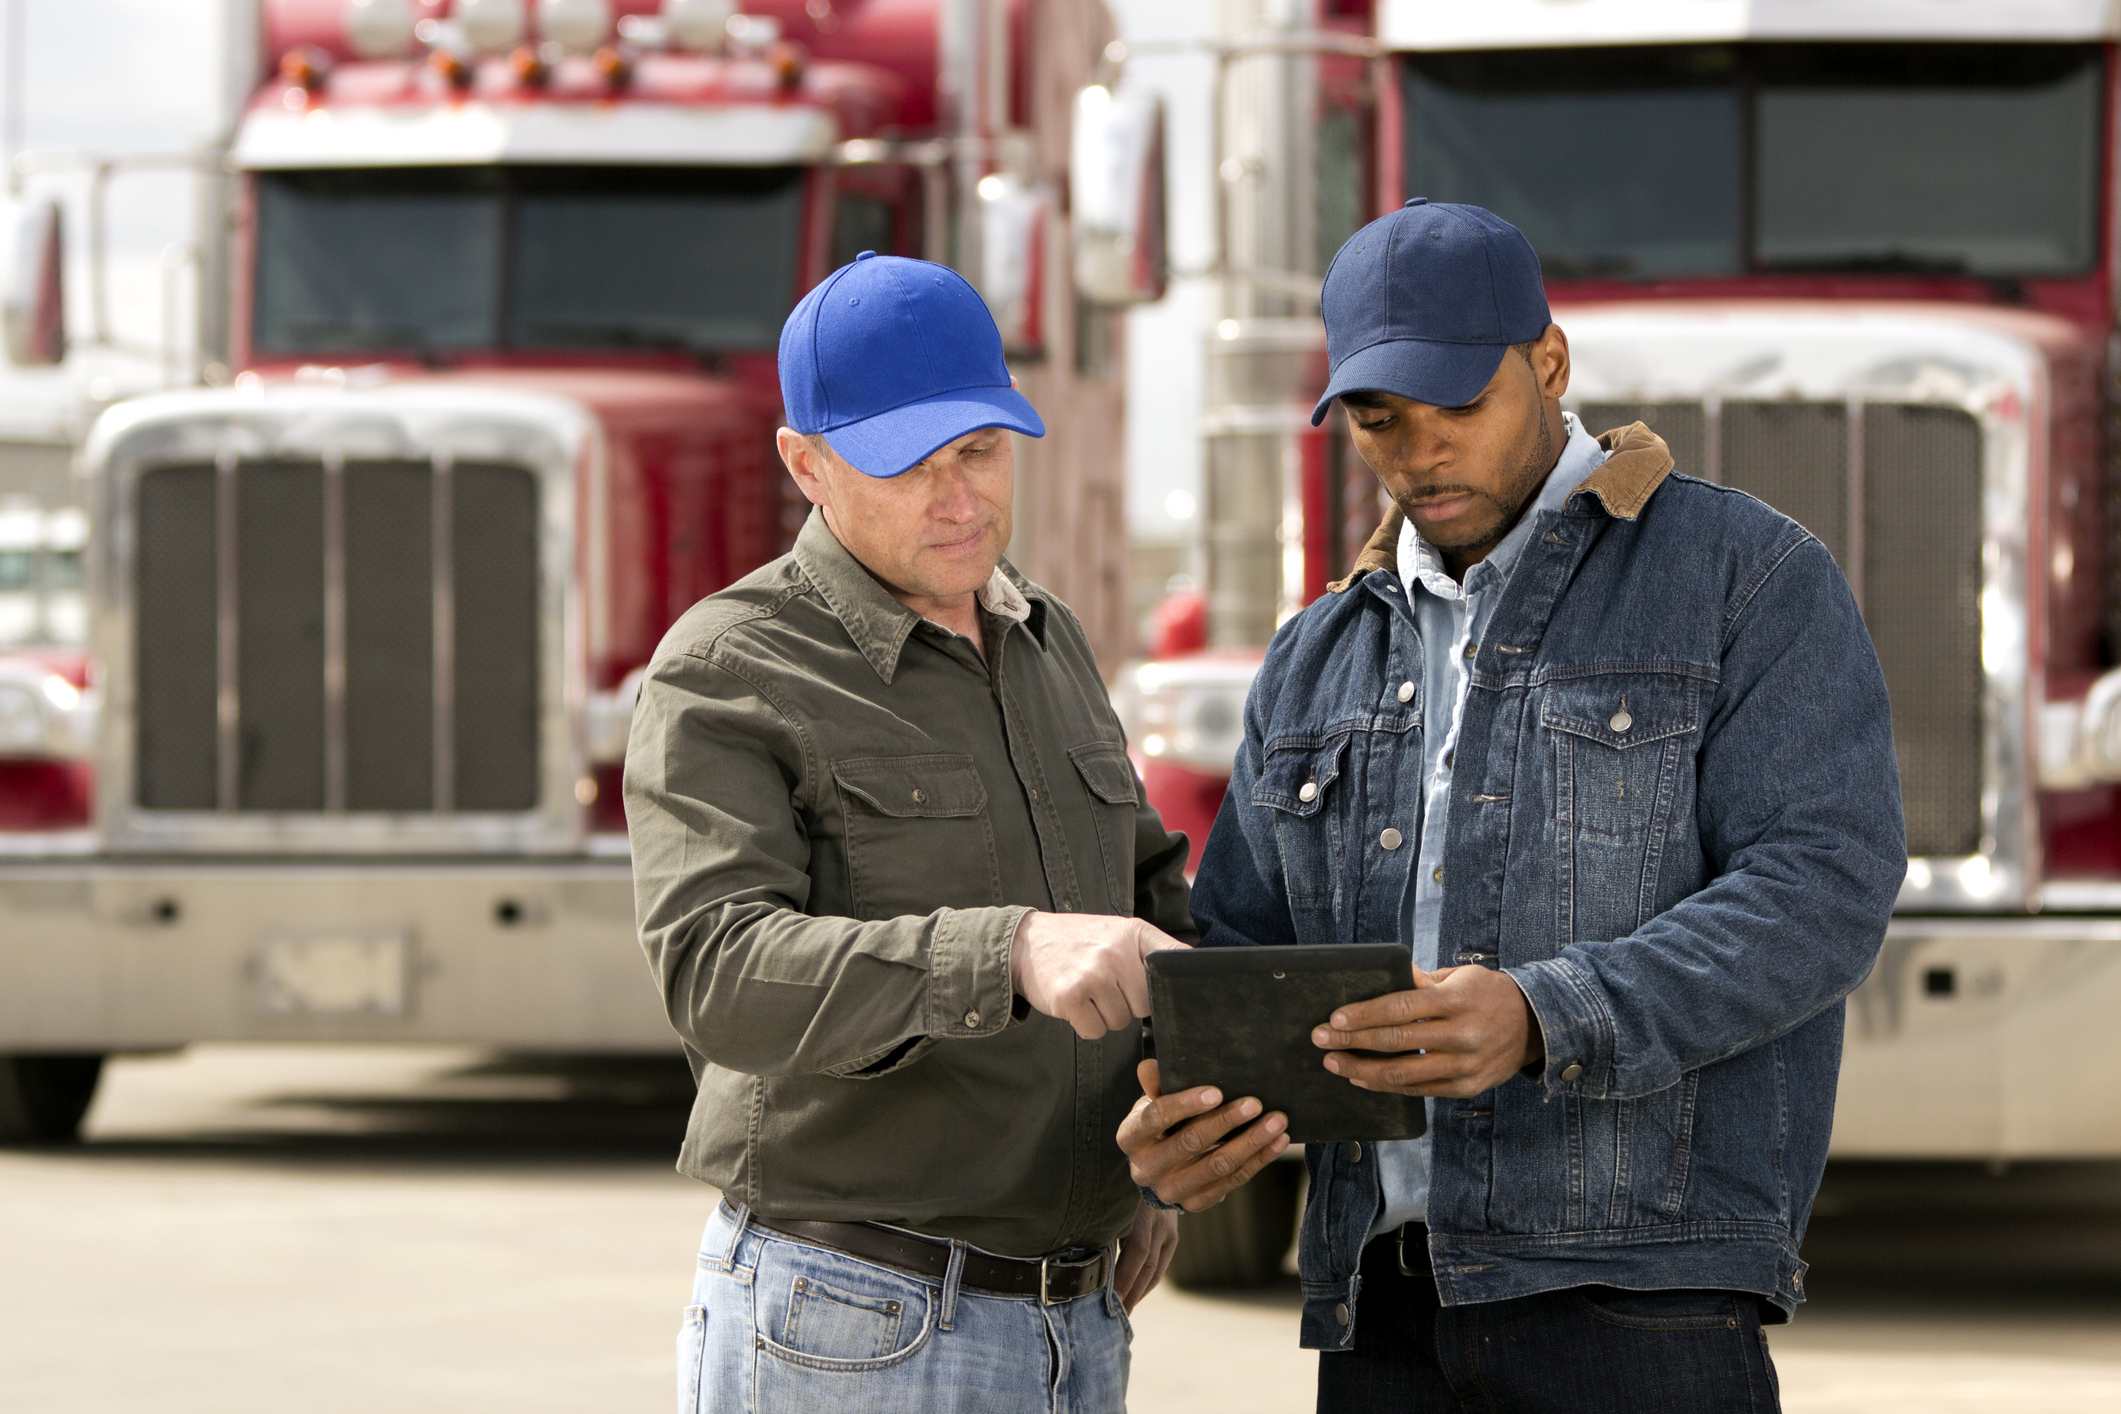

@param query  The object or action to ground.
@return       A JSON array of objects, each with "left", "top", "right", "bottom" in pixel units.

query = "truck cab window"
[
  {"left": 253, "top": 167, "right": 502, "bottom": 355},
  {"left": 1404, "top": 43, "right": 2102, "bottom": 280},
  {"left": 508, "top": 166, "right": 806, "bottom": 354},
  {"left": 1405, "top": 46, "right": 1741, "bottom": 279},
  {"left": 252, "top": 165, "right": 806, "bottom": 360},
  {"left": 1755, "top": 46, "right": 2099, "bottom": 276},
  {"left": 831, "top": 193, "right": 899, "bottom": 268}
]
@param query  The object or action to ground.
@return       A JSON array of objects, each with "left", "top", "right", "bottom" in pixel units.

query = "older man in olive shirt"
[{"left": 625, "top": 253, "right": 1192, "bottom": 1413}]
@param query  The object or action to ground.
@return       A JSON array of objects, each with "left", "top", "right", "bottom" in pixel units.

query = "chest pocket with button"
[
  {"left": 1253, "top": 733, "right": 1353, "bottom": 906},
  {"left": 831, "top": 755, "right": 1002, "bottom": 919},
  {"left": 1068, "top": 741, "right": 1140, "bottom": 916},
  {"left": 1539, "top": 672, "right": 1701, "bottom": 937}
]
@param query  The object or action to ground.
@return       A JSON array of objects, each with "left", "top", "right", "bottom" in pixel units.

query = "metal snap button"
[
  {"left": 912, "top": 788, "right": 926, "bottom": 804},
  {"left": 965, "top": 1010, "right": 982, "bottom": 1028},
  {"left": 1610, "top": 697, "right": 1633, "bottom": 733},
  {"left": 1397, "top": 681, "right": 1415, "bottom": 703},
  {"left": 1462, "top": 642, "right": 1477, "bottom": 659},
  {"left": 1336, "top": 1302, "right": 1351, "bottom": 1325},
  {"left": 1345, "top": 1141, "right": 1362, "bottom": 1162},
  {"left": 1299, "top": 782, "right": 1319, "bottom": 803},
  {"left": 1432, "top": 867, "right": 1444, "bottom": 884},
  {"left": 1561, "top": 1062, "right": 1584, "bottom": 1082},
  {"left": 1379, "top": 828, "right": 1403, "bottom": 850}
]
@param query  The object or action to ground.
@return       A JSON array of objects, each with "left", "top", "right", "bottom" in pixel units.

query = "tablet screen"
[{"left": 1146, "top": 944, "right": 1427, "bottom": 1144}]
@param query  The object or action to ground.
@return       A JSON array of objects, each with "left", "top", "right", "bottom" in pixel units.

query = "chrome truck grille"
[
  {"left": 91, "top": 387, "right": 590, "bottom": 855},
  {"left": 135, "top": 456, "right": 540, "bottom": 815},
  {"left": 1578, "top": 399, "right": 1984, "bottom": 859}
]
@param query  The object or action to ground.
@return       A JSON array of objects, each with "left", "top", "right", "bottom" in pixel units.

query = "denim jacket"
[{"left": 1189, "top": 424, "right": 1906, "bottom": 1350}]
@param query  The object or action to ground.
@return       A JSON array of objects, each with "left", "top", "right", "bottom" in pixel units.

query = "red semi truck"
[
  {"left": 1126, "top": 0, "right": 2121, "bottom": 1283},
  {"left": 0, "top": 0, "right": 1164, "bottom": 1141}
]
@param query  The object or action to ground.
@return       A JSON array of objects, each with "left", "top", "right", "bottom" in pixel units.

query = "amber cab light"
[
  {"left": 429, "top": 47, "right": 475, "bottom": 90},
  {"left": 279, "top": 46, "right": 331, "bottom": 94},
  {"left": 509, "top": 44, "right": 551, "bottom": 87},
  {"left": 769, "top": 40, "right": 805, "bottom": 94},
  {"left": 593, "top": 44, "right": 635, "bottom": 91}
]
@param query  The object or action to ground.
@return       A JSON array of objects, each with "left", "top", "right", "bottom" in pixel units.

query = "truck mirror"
[
  {"left": 977, "top": 174, "right": 1050, "bottom": 358},
  {"left": 3, "top": 199, "right": 66, "bottom": 368},
  {"left": 1070, "top": 84, "right": 1167, "bottom": 307}
]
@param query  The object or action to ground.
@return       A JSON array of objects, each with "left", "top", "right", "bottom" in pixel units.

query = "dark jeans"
[{"left": 1317, "top": 1227, "right": 1782, "bottom": 1413}]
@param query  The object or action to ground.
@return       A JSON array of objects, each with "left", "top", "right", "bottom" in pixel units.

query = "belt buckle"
[{"left": 1038, "top": 1250, "right": 1105, "bottom": 1305}]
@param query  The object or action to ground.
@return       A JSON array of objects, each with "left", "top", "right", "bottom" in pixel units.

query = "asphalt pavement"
[{"left": 3, "top": 1045, "right": 2118, "bottom": 1412}]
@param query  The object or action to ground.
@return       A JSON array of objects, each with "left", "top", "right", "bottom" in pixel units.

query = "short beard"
[{"left": 1405, "top": 403, "right": 1557, "bottom": 558}]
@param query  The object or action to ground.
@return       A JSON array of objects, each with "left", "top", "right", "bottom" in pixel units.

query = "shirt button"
[
  {"left": 1379, "top": 828, "right": 1403, "bottom": 850},
  {"left": 1432, "top": 867, "right": 1444, "bottom": 884},
  {"left": 1299, "top": 782, "right": 1319, "bottom": 802},
  {"left": 1561, "top": 1062, "right": 1584, "bottom": 1082},
  {"left": 1396, "top": 681, "right": 1414, "bottom": 703},
  {"left": 965, "top": 1010, "right": 982, "bottom": 1028},
  {"left": 1345, "top": 1141, "right": 1362, "bottom": 1162}
]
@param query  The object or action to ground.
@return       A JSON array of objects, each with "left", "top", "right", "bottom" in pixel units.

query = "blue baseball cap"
[
  {"left": 778, "top": 251, "right": 1045, "bottom": 477},
  {"left": 1311, "top": 199, "right": 1552, "bottom": 425}
]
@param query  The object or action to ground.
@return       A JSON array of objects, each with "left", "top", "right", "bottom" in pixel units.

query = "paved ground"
[{"left": 3, "top": 1046, "right": 2118, "bottom": 1412}]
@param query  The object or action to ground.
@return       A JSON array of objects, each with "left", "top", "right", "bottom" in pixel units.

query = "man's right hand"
[
  {"left": 1118, "top": 1059, "right": 1289, "bottom": 1212},
  {"left": 1010, "top": 911, "right": 1185, "bottom": 1040}
]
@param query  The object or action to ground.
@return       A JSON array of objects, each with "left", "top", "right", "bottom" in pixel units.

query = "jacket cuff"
[
  {"left": 1139, "top": 1183, "right": 1184, "bottom": 1212},
  {"left": 925, "top": 905, "right": 1032, "bottom": 1039},
  {"left": 1506, "top": 958, "right": 1617, "bottom": 1099}
]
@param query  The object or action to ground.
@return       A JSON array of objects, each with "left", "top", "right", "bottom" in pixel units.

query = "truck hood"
[{"left": 1551, "top": 299, "right": 2089, "bottom": 410}]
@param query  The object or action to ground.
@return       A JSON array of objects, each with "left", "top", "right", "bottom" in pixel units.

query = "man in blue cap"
[
  {"left": 1118, "top": 202, "right": 1906, "bottom": 1410},
  {"left": 625, "top": 252, "right": 1195, "bottom": 1412}
]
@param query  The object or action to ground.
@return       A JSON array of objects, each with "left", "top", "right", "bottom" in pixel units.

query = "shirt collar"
[
  {"left": 1398, "top": 411, "right": 1609, "bottom": 603},
  {"left": 792, "top": 508, "right": 1042, "bottom": 683},
  {"left": 977, "top": 568, "right": 1032, "bottom": 624}
]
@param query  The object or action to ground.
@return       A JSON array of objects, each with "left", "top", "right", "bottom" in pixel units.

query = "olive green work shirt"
[{"left": 624, "top": 509, "right": 1196, "bottom": 1257}]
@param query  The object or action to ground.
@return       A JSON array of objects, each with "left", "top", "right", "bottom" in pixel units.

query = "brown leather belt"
[{"left": 747, "top": 1213, "right": 1112, "bottom": 1304}]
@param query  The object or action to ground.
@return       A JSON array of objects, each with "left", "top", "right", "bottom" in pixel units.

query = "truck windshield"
[
  {"left": 252, "top": 165, "right": 807, "bottom": 358},
  {"left": 1403, "top": 44, "right": 2101, "bottom": 280}
]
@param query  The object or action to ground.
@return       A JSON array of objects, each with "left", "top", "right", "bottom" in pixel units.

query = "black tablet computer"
[{"left": 1145, "top": 944, "right": 1426, "bottom": 1144}]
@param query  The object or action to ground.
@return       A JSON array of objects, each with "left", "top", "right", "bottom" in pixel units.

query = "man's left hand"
[
  {"left": 1113, "top": 1200, "right": 1180, "bottom": 1313},
  {"left": 1312, "top": 965, "right": 1544, "bottom": 1098}
]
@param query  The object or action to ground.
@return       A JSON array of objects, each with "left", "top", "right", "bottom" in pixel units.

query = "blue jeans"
[
  {"left": 1318, "top": 1227, "right": 1783, "bottom": 1412},
  {"left": 680, "top": 1202, "right": 1131, "bottom": 1413}
]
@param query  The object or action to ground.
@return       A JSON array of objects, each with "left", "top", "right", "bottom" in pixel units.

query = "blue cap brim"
[
  {"left": 1309, "top": 339, "right": 1510, "bottom": 426},
  {"left": 822, "top": 385, "right": 1046, "bottom": 478}
]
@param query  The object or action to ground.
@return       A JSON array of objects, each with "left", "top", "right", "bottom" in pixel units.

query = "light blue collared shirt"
[{"left": 1367, "top": 412, "right": 1610, "bottom": 1242}]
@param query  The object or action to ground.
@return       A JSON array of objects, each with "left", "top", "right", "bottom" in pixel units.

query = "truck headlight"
[
  {"left": 1112, "top": 657, "right": 1260, "bottom": 775},
  {"left": 0, "top": 680, "right": 41, "bottom": 752},
  {"left": 585, "top": 666, "right": 646, "bottom": 766},
  {"left": 0, "top": 660, "right": 91, "bottom": 758},
  {"left": 2040, "top": 668, "right": 2121, "bottom": 789}
]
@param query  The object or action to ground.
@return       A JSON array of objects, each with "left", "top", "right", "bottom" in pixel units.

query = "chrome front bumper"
[
  {"left": 0, "top": 857, "right": 672, "bottom": 1050},
  {"left": 1834, "top": 914, "right": 2121, "bottom": 1159}
]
